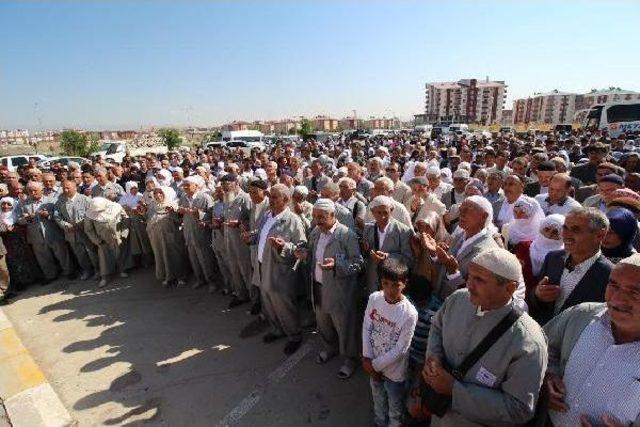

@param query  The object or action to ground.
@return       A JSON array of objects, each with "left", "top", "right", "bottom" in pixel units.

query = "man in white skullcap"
[
  {"left": 426, "top": 165, "right": 452, "bottom": 200},
  {"left": 361, "top": 195, "right": 413, "bottom": 294},
  {"left": 291, "top": 185, "right": 313, "bottom": 230},
  {"left": 221, "top": 173, "right": 254, "bottom": 307},
  {"left": 544, "top": 253, "right": 640, "bottom": 427},
  {"left": 178, "top": 173, "right": 219, "bottom": 290},
  {"left": 295, "top": 198, "right": 364, "bottom": 378},
  {"left": 441, "top": 168, "right": 470, "bottom": 209},
  {"left": 424, "top": 248, "right": 548, "bottom": 427},
  {"left": 426, "top": 195, "right": 501, "bottom": 300}
]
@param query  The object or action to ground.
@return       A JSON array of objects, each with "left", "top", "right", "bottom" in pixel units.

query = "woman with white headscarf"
[
  {"left": 84, "top": 197, "right": 130, "bottom": 288},
  {"left": 146, "top": 186, "right": 187, "bottom": 287},
  {"left": 0, "top": 197, "right": 42, "bottom": 294},
  {"left": 142, "top": 177, "right": 158, "bottom": 206},
  {"left": 119, "top": 181, "right": 153, "bottom": 270},
  {"left": 502, "top": 196, "right": 545, "bottom": 248}
]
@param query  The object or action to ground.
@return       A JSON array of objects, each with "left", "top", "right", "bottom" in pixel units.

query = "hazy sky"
[{"left": 1, "top": 1, "right": 639, "bottom": 129}]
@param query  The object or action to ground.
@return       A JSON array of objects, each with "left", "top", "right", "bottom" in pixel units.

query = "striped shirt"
[
  {"left": 408, "top": 296, "right": 442, "bottom": 365},
  {"left": 550, "top": 308, "right": 640, "bottom": 426}
]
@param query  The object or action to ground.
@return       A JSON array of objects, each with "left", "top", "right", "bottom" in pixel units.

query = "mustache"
[{"left": 608, "top": 302, "right": 632, "bottom": 313}]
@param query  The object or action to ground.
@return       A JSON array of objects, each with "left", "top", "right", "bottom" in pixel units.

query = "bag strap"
[{"left": 451, "top": 308, "right": 522, "bottom": 380}]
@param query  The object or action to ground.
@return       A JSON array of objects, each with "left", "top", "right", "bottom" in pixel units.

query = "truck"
[
  {"left": 91, "top": 141, "right": 169, "bottom": 163},
  {"left": 583, "top": 101, "right": 640, "bottom": 137}
]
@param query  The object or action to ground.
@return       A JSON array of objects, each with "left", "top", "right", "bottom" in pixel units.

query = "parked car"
[
  {"left": 37, "top": 156, "right": 88, "bottom": 169},
  {"left": 224, "top": 140, "right": 265, "bottom": 156},
  {"left": 0, "top": 154, "right": 48, "bottom": 172}
]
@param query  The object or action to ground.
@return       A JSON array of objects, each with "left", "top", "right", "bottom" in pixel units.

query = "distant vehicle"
[
  {"left": 499, "top": 126, "right": 514, "bottom": 135},
  {"left": 203, "top": 141, "right": 227, "bottom": 149},
  {"left": 91, "top": 141, "right": 168, "bottom": 163},
  {"left": 431, "top": 126, "right": 446, "bottom": 139},
  {"left": 37, "top": 156, "right": 87, "bottom": 169},
  {"left": 0, "top": 154, "right": 48, "bottom": 172},
  {"left": 583, "top": 101, "right": 640, "bottom": 137},
  {"left": 414, "top": 124, "right": 433, "bottom": 133},
  {"left": 224, "top": 139, "right": 265, "bottom": 156},
  {"left": 554, "top": 124, "right": 573, "bottom": 135},
  {"left": 448, "top": 124, "right": 470, "bottom": 136},
  {"left": 221, "top": 130, "right": 264, "bottom": 143}
]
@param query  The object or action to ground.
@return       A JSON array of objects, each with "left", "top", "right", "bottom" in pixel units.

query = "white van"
[
  {"left": 221, "top": 130, "right": 264, "bottom": 143},
  {"left": 583, "top": 101, "right": 640, "bottom": 137}
]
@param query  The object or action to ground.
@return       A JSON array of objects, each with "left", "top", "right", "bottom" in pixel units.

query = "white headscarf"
[
  {"left": 506, "top": 196, "right": 545, "bottom": 245},
  {"left": 529, "top": 214, "right": 565, "bottom": 276},
  {"left": 156, "top": 169, "right": 173, "bottom": 186},
  {"left": 0, "top": 197, "right": 17, "bottom": 226},
  {"left": 119, "top": 181, "right": 142, "bottom": 209},
  {"left": 440, "top": 167, "right": 453, "bottom": 184},
  {"left": 86, "top": 197, "right": 125, "bottom": 222},
  {"left": 465, "top": 195, "right": 497, "bottom": 235}
]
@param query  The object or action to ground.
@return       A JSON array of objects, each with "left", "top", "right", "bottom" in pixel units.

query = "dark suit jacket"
[
  {"left": 528, "top": 249, "right": 612, "bottom": 325},
  {"left": 524, "top": 182, "right": 541, "bottom": 197}
]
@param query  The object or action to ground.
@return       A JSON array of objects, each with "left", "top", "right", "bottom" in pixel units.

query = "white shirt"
[
  {"left": 314, "top": 222, "right": 337, "bottom": 284},
  {"left": 258, "top": 210, "right": 285, "bottom": 263},
  {"left": 497, "top": 197, "right": 519, "bottom": 225},
  {"left": 555, "top": 250, "right": 602, "bottom": 313},
  {"left": 550, "top": 308, "right": 640, "bottom": 426},
  {"left": 362, "top": 291, "right": 418, "bottom": 382},
  {"left": 535, "top": 194, "right": 582, "bottom": 216},
  {"left": 338, "top": 196, "right": 357, "bottom": 212},
  {"left": 376, "top": 222, "right": 390, "bottom": 250}
]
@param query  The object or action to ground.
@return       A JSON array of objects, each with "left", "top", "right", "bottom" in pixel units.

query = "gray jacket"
[
  {"left": 18, "top": 197, "right": 65, "bottom": 245},
  {"left": 362, "top": 218, "right": 413, "bottom": 294},
  {"left": 427, "top": 290, "right": 548, "bottom": 427},
  {"left": 54, "top": 194, "right": 93, "bottom": 243},
  {"left": 435, "top": 229, "right": 500, "bottom": 300},
  {"left": 255, "top": 208, "right": 307, "bottom": 295},
  {"left": 307, "top": 223, "right": 364, "bottom": 314}
]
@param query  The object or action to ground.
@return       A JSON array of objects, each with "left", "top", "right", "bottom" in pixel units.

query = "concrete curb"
[{"left": 0, "top": 308, "right": 73, "bottom": 427}]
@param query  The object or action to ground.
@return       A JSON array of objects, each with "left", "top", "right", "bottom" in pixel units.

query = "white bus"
[
  {"left": 583, "top": 101, "right": 640, "bottom": 137},
  {"left": 220, "top": 130, "right": 264, "bottom": 143}
]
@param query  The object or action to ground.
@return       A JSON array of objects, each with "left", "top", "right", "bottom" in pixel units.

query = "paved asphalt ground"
[{"left": 2, "top": 268, "right": 373, "bottom": 426}]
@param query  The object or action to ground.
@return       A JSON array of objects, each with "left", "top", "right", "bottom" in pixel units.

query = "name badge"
[{"left": 475, "top": 366, "right": 497, "bottom": 387}]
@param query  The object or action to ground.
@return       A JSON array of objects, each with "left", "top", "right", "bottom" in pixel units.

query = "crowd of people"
[{"left": 0, "top": 127, "right": 639, "bottom": 426}]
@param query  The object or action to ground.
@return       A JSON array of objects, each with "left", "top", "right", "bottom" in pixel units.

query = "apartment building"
[
  {"left": 312, "top": 116, "right": 339, "bottom": 132},
  {"left": 512, "top": 90, "right": 577, "bottom": 125},
  {"left": 424, "top": 78, "right": 507, "bottom": 125}
]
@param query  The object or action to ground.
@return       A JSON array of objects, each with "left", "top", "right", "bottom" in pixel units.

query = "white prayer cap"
[
  {"left": 293, "top": 185, "right": 309, "bottom": 197},
  {"left": 453, "top": 168, "right": 470, "bottom": 179},
  {"left": 313, "top": 198, "right": 335, "bottom": 213},
  {"left": 464, "top": 195, "right": 494, "bottom": 227},
  {"left": 618, "top": 253, "right": 640, "bottom": 268},
  {"left": 125, "top": 181, "right": 138, "bottom": 193},
  {"left": 254, "top": 168, "right": 267, "bottom": 180},
  {"left": 426, "top": 165, "right": 441, "bottom": 177},
  {"left": 369, "top": 195, "right": 394, "bottom": 209},
  {"left": 472, "top": 248, "right": 522, "bottom": 282},
  {"left": 183, "top": 175, "right": 204, "bottom": 188},
  {"left": 458, "top": 162, "right": 472, "bottom": 172},
  {"left": 169, "top": 166, "right": 183, "bottom": 174}
]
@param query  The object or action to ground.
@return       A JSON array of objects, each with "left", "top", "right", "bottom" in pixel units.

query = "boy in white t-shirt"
[{"left": 362, "top": 258, "right": 418, "bottom": 427}]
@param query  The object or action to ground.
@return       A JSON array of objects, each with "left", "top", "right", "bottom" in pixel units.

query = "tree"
[
  {"left": 298, "top": 118, "right": 315, "bottom": 137},
  {"left": 158, "top": 128, "right": 182, "bottom": 150},
  {"left": 59, "top": 130, "right": 99, "bottom": 157}
]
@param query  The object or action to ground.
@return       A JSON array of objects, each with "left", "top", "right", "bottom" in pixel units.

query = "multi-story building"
[
  {"left": 312, "top": 116, "right": 339, "bottom": 132},
  {"left": 424, "top": 78, "right": 507, "bottom": 125},
  {"left": 364, "top": 117, "right": 400, "bottom": 129},
  {"left": 513, "top": 88, "right": 640, "bottom": 125},
  {"left": 512, "top": 90, "right": 577, "bottom": 125},
  {"left": 221, "top": 121, "right": 252, "bottom": 132},
  {"left": 575, "top": 88, "right": 640, "bottom": 111}
]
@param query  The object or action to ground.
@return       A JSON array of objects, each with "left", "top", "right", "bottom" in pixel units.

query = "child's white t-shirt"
[{"left": 362, "top": 291, "right": 418, "bottom": 382}]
